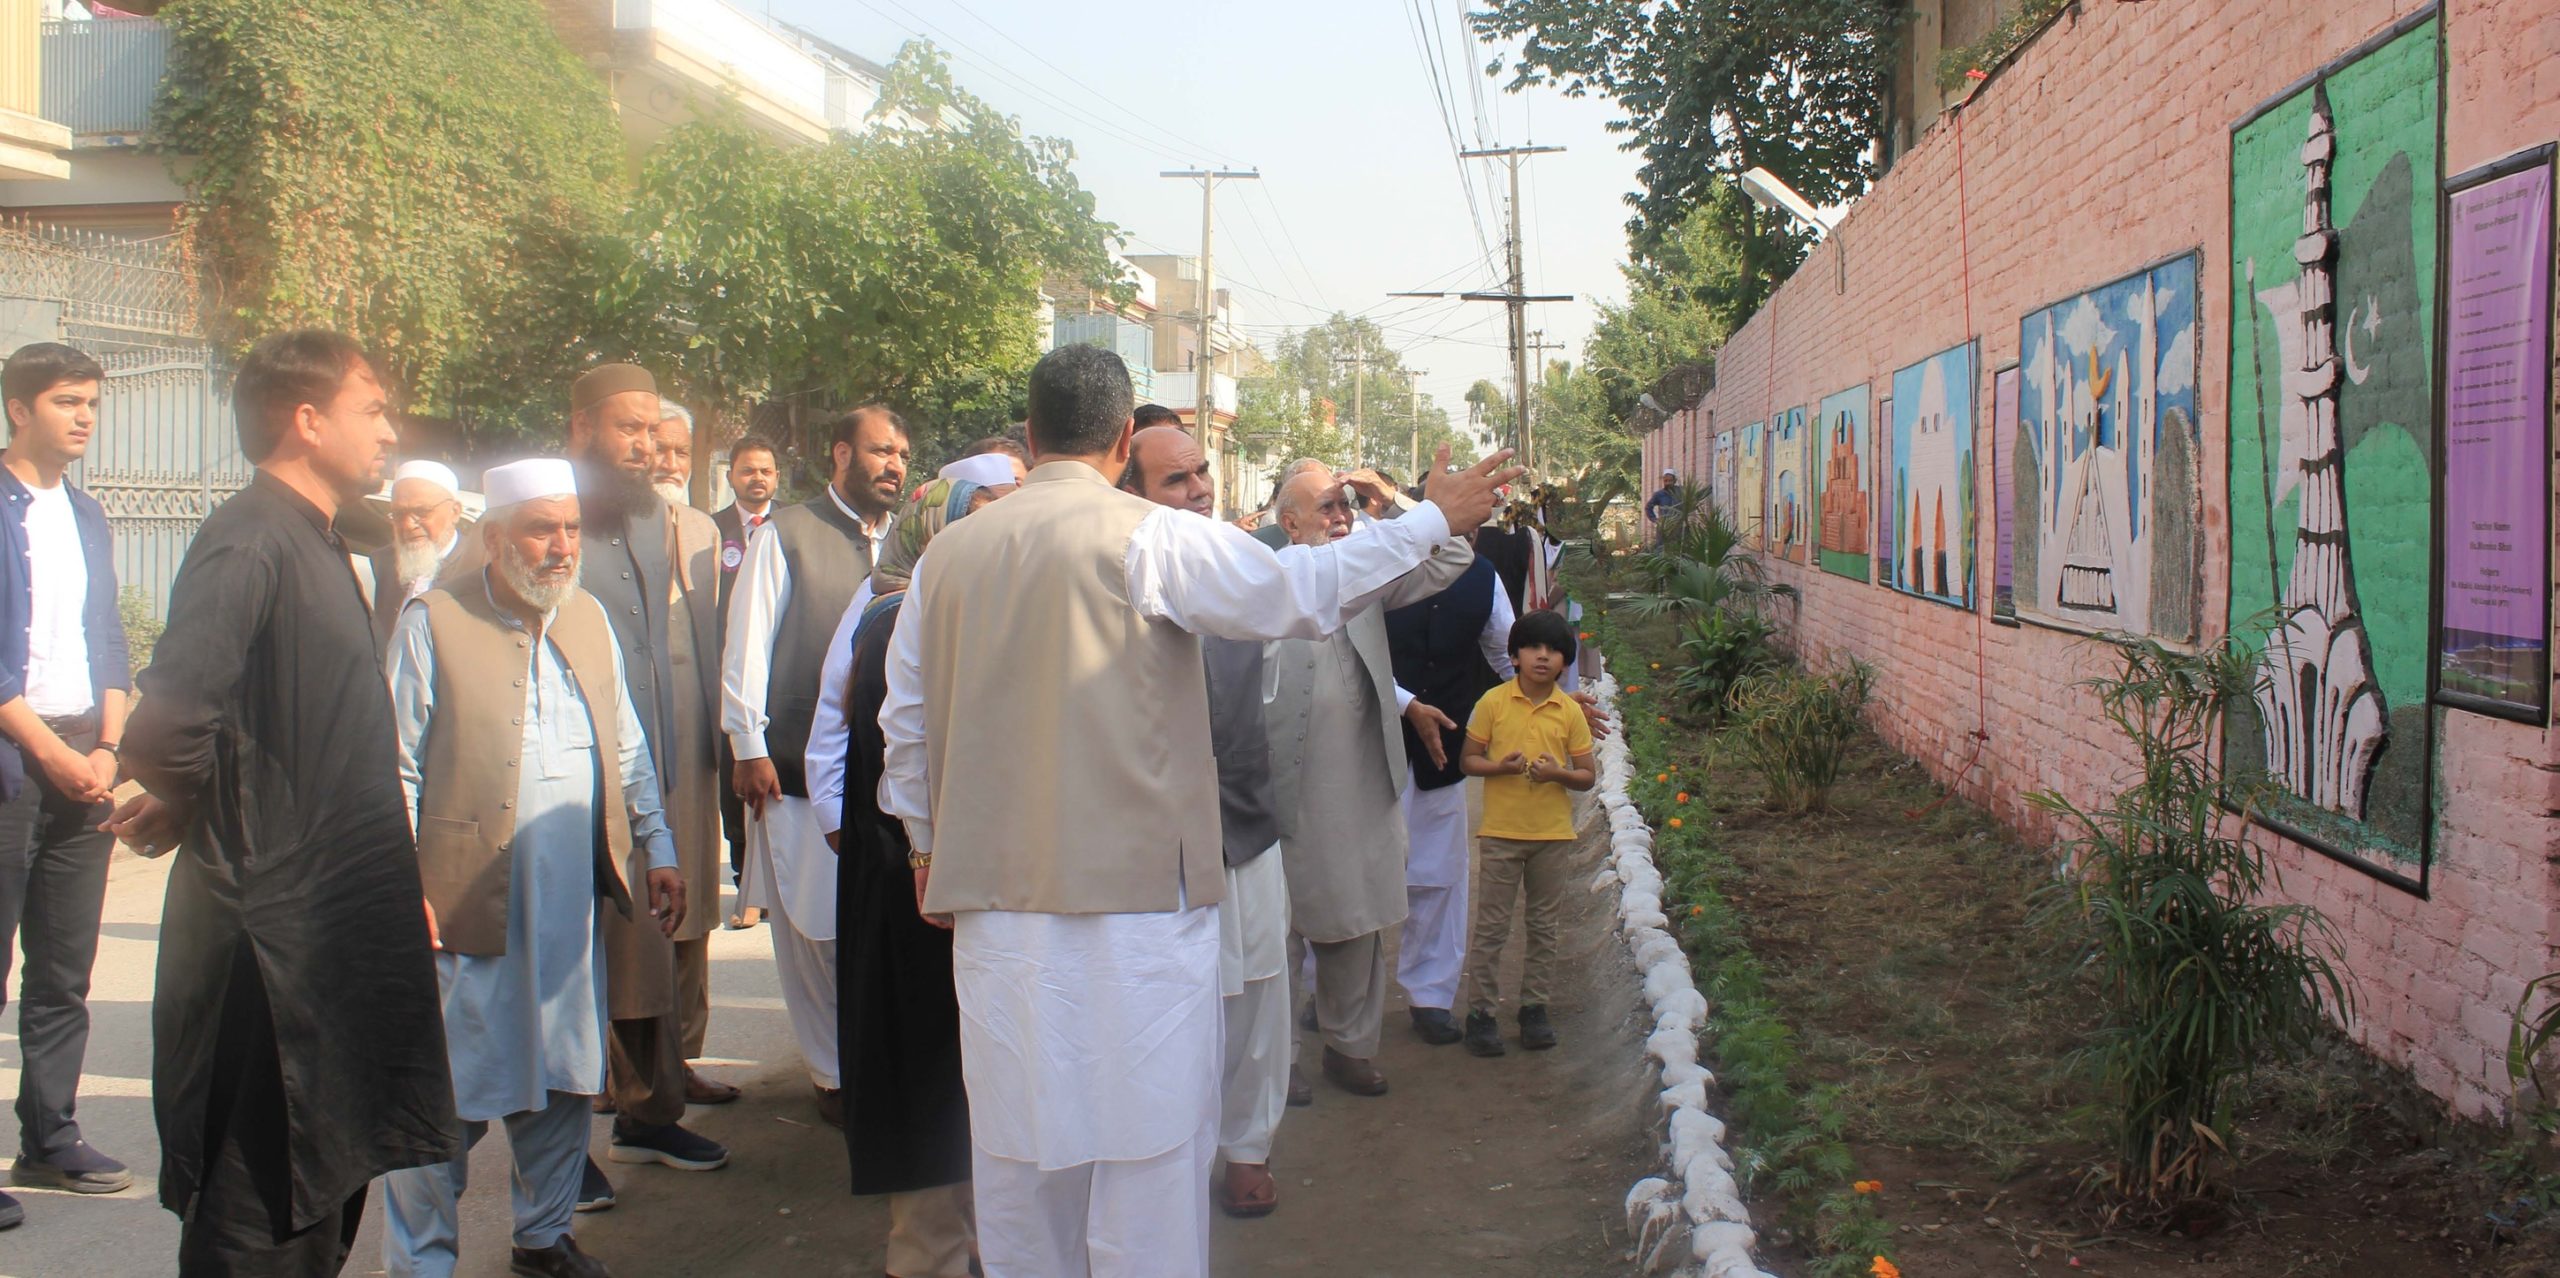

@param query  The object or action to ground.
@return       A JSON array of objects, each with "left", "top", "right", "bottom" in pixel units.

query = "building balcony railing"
[{"left": 40, "top": 17, "right": 163, "bottom": 141}]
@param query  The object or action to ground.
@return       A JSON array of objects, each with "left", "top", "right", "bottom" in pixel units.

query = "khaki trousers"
[
  {"left": 1288, "top": 931, "right": 1385, "bottom": 1060},
  {"left": 885, "top": 1182, "right": 976, "bottom": 1278},
  {"left": 1463, "top": 836, "right": 1573, "bottom": 1016},
  {"left": 675, "top": 936, "right": 710, "bottom": 1060}
]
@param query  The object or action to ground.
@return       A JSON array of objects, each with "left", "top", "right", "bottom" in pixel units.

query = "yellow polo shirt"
[{"left": 1466, "top": 678, "right": 1594, "bottom": 841}]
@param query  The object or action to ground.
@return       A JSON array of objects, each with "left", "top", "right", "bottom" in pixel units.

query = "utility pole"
[
  {"left": 1523, "top": 329, "right": 1566, "bottom": 465},
  {"left": 1390, "top": 143, "right": 1566, "bottom": 473},
  {"left": 1403, "top": 368, "right": 1428, "bottom": 479},
  {"left": 1331, "top": 334, "right": 1370, "bottom": 465},
  {"left": 1161, "top": 168, "right": 1260, "bottom": 501}
]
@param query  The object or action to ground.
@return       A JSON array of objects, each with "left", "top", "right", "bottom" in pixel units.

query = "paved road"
[{"left": 0, "top": 847, "right": 813, "bottom": 1278}]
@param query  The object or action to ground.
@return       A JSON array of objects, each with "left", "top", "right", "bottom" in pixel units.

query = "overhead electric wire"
[
  {"left": 933, "top": 0, "right": 1227, "bottom": 163},
  {"left": 1401, "top": 0, "right": 1496, "bottom": 268}
]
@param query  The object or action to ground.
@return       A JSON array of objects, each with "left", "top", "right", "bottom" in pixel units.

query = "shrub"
[
  {"left": 1727, "top": 659, "right": 1873, "bottom": 813},
  {"left": 2030, "top": 632, "right": 2348, "bottom": 1212},
  {"left": 1670, "top": 604, "right": 1783, "bottom": 720},
  {"left": 119, "top": 587, "right": 161, "bottom": 678}
]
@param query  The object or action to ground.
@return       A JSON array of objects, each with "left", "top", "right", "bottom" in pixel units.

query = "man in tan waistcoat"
[
  {"left": 878, "top": 345, "right": 1522, "bottom": 1276},
  {"left": 381, "top": 459, "right": 685, "bottom": 1278}
]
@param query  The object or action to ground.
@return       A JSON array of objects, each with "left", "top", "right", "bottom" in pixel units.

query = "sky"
[{"left": 762, "top": 0, "right": 1646, "bottom": 419}]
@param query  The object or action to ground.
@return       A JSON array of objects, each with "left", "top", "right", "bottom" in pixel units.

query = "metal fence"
[
  {"left": 40, "top": 17, "right": 166, "bottom": 138},
  {"left": 0, "top": 213, "right": 199, "bottom": 353},
  {"left": 71, "top": 346, "right": 239, "bottom": 622}
]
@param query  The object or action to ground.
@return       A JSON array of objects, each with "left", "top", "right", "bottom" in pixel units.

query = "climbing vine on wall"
[{"left": 155, "top": 0, "right": 626, "bottom": 411}]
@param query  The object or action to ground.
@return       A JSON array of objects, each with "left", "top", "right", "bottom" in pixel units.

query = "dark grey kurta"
[{"left": 126, "top": 472, "right": 458, "bottom": 1229}]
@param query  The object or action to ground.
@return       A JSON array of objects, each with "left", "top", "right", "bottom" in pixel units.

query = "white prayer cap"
[
  {"left": 393, "top": 459, "right": 461, "bottom": 496},
  {"left": 938, "top": 454, "right": 1018, "bottom": 489},
  {"left": 481, "top": 459, "right": 578, "bottom": 511}
]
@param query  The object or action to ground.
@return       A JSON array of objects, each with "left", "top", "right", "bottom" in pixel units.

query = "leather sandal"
[{"left": 1216, "top": 1161, "right": 1279, "bottom": 1218}]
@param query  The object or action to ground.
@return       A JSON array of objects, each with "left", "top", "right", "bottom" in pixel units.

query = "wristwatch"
[{"left": 96, "top": 741, "right": 121, "bottom": 757}]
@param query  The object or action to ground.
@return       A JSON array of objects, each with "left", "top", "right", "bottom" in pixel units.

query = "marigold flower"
[
  {"left": 1656, "top": 715, "right": 1668, "bottom": 724},
  {"left": 1578, "top": 631, "right": 1592, "bottom": 640},
  {"left": 1656, "top": 773, "right": 1669, "bottom": 783},
  {"left": 1852, "top": 1179, "right": 1882, "bottom": 1194},
  {"left": 1649, "top": 662, "right": 1660, "bottom": 670},
  {"left": 1689, "top": 905, "right": 1703, "bottom": 917},
  {"left": 1871, "top": 1258, "right": 1900, "bottom": 1278},
  {"left": 1626, "top": 685, "right": 1641, "bottom": 693},
  {"left": 1667, "top": 817, "right": 1683, "bottom": 829},
  {"left": 1675, "top": 792, "right": 1689, "bottom": 803}
]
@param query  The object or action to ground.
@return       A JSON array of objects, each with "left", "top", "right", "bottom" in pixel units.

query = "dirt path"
[{"left": 440, "top": 797, "right": 1666, "bottom": 1277}]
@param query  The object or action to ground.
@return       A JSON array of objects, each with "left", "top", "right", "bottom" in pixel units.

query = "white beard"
[
  {"left": 392, "top": 538, "right": 443, "bottom": 592},
  {"left": 499, "top": 542, "right": 582, "bottom": 615},
  {"left": 654, "top": 480, "right": 691, "bottom": 508}
]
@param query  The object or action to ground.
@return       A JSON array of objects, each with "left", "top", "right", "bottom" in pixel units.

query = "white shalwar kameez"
[
  {"left": 721, "top": 494, "right": 886, "bottom": 1090},
  {"left": 881, "top": 497, "right": 1460, "bottom": 1278},
  {"left": 380, "top": 596, "right": 677, "bottom": 1275},
  {"left": 1217, "top": 843, "right": 1289, "bottom": 1166},
  {"left": 1397, "top": 576, "right": 1513, "bottom": 1011}
]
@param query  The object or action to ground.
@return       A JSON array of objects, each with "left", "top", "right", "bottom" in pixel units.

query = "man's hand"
[
  {"left": 824, "top": 830, "right": 841, "bottom": 855},
  {"left": 913, "top": 865, "right": 952, "bottom": 931},
  {"left": 37, "top": 742, "right": 107, "bottom": 805},
  {"left": 86, "top": 748, "right": 119, "bottom": 797},
  {"left": 1420, "top": 444, "right": 1527, "bottom": 536},
  {"left": 424, "top": 899, "right": 443, "bottom": 951},
  {"left": 733, "top": 757, "right": 782, "bottom": 818},
  {"left": 647, "top": 866, "right": 687, "bottom": 936},
  {"left": 1337, "top": 468, "right": 1399, "bottom": 516},
  {"left": 100, "top": 792, "right": 186, "bottom": 856},
  {"left": 1570, "top": 690, "right": 1612, "bottom": 739},
  {"left": 1402, "top": 700, "right": 1458, "bottom": 769},
  {"left": 1232, "top": 508, "right": 1268, "bottom": 533}
]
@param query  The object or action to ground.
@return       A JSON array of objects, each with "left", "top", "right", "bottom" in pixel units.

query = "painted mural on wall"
[
  {"left": 1735, "top": 421, "right": 1766, "bottom": 548},
  {"left": 2225, "top": 15, "right": 2437, "bottom": 883},
  {"left": 1886, "top": 344, "right": 1976, "bottom": 609},
  {"left": 1875, "top": 398, "right": 1895, "bottom": 574},
  {"left": 1711, "top": 429, "right": 1736, "bottom": 526},
  {"left": 1768, "top": 406, "right": 1809, "bottom": 563},
  {"left": 1991, "top": 367, "right": 2019, "bottom": 620},
  {"left": 2014, "top": 255, "right": 2203, "bottom": 639},
  {"left": 1813, "top": 385, "right": 1872, "bottom": 581}
]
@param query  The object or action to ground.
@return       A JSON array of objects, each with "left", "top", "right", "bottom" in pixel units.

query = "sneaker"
[
  {"left": 1409, "top": 1007, "right": 1463, "bottom": 1046},
  {"left": 0, "top": 1189, "right": 20, "bottom": 1230},
  {"left": 1519, "top": 1004, "right": 1559, "bottom": 1051},
  {"left": 606, "top": 1120, "right": 728, "bottom": 1171},
  {"left": 574, "top": 1157, "right": 614, "bottom": 1213},
  {"left": 13, "top": 1141, "right": 132, "bottom": 1194},
  {"left": 1463, "top": 1010, "right": 1506, "bottom": 1057},
  {"left": 510, "top": 1234, "right": 613, "bottom": 1277}
]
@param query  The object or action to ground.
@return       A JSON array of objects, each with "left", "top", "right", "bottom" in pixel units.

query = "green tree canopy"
[
  {"left": 157, "top": 0, "right": 625, "bottom": 409},
  {"left": 1232, "top": 314, "right": 1476, "bottom": 484}
]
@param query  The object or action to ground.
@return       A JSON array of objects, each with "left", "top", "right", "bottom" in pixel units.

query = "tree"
[
  {"left": 157, "top": 0, "right": 625, "bottom": 411},
  {"left": 1471, "top": 0, "right": 1895, "bottom": 309},
  {"left": 1233, "top": 314, "right": 1475, "bottom": 484}
]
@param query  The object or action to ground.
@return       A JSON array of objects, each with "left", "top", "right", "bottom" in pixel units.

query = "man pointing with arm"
[{"left": 879, "top": 344, "right": 1520, "bottom": 1277}]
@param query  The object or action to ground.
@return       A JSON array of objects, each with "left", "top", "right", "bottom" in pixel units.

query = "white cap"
[
  {"left": 1662, "top": 467, "right": 1678, "bottom": 477},
  {"left": 481, "top": 458, "right": 578, "bottom": 511},
  {"left": 938, "top": 454, "right": 1018, "bottom": 489},
  {"left": 394, "top": 459, "right": 461, "bottom": 496}
]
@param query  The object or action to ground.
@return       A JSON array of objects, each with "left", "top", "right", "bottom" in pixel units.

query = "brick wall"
[{"left": 1644, "top": 0, "right": 2560, "bottom": 1120}]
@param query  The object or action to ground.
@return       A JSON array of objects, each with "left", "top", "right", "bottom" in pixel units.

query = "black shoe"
[
  {"left": 511, "top": 1234, "right": 613, "bottom": 1277},
  {"left": 0, "top": 1189, "right": 20, "bottom": 1230},
  {"left": 607, "top": 1120, "right": 728, "bottom": 1171},
  {"left": 1409, "top": 1007, "right": 1463, "bottom": 1046},
  {"left": 1519, "top": 1004, "right": 1559, "bottom": 1051},
  {"left": 575, "top": 1157, "right": 614, "bottom": 1213},
  {"left": 12, "top": 1141, "right": 132, "bottom": 1194},
  {"left": 1463, "top": 1011, "right": 1506, "bottom": 1057}
]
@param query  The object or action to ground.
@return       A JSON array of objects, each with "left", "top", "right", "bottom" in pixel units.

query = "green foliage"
[
  {"left": 156, "top": 0, "right": 625, "bottom": 411},
  {"left": 119, "top": 586, "right": 161, "bottom": 676},
  {"left": 1232, "top": 315, "right": 1472, "bottom": 478},
  {"left": 1934, "top": 0, "right": 2073, "bottom": 91},
  {"left": 1471, "top": 0, "right": 1893, "bottom": 268},
  {"left": 1624, "top": 490, "right": 1788, "bottom": 721},
  {"left": 2030, "top": 630, "right": 2350, "bottom": 1210},
  {"left": 1727, "top": 659, "right": 1874, "bottom": 813},
  {"left": 611, "top": 45, "right": 1119, "bottom": 457}
]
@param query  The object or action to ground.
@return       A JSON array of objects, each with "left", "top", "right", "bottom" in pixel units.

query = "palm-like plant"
[{"left": 1625, "top": 490, "right": 1794, "bottom": 719}]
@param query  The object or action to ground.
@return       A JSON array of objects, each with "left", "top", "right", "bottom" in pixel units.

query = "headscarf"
[{"left": 867, "top": 477, "right": 983, "bottom": 603}]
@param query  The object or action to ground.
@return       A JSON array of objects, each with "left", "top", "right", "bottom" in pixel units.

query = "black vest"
[
  {"left": 766, "top": 494, "right": 875, "bottom": 795},
  {"left": 1386, "top": 554, "right": 1500, "bottom": 791},
  {"left": 1203, "top": 635, "right": 1281, "bottom": 867}
]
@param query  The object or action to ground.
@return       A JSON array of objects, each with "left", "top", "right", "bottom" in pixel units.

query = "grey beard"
[
  {"left": 653, "top": 479, "right": 691, "bottom": 508},
  {"left": 391, "top": 538, "right": 442, "bottom": 588},
  {"left": 499, "top": 543, "right": 582, "bottom": 615}
]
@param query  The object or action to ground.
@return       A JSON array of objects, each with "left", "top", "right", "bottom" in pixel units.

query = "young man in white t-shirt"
[{"left": 0, "top": 342, "right": 133, "bottom": 1231}]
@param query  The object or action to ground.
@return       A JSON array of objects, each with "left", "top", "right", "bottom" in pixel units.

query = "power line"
[
  {"left": 934, "top": 0, "right": 1227, "bottom": 163},
  {"left": 1401, "top": 0, "right": 1495, "bottom": 267}
]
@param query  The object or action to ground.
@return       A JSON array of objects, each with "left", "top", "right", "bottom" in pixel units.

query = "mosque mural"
[
  {"left": 1768, "top": 405, "right": 1809, "bottom": 564},
  {"left": 1813, "top": 385, "right": 1872, "bottom": 582},
  {"left": 1735, "top": 421, "right": 1766, "bottom": 548},
  {"left": 1711, "top": 429, "right": 1736, "bottom": 525},
  {"left": 2014, "top": 255, "right": 2202, "bottom": 639},
  {"left": 1887, "top": 344, "right": 1976, "bottom": 609},
  {"left": 2225, "top": 14, "right": 2437, "bottom": 883}
]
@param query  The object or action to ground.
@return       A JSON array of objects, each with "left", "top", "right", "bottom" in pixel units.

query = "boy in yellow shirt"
[{"left": 1457, "top": 609, "right": 1595, "bottom": 1056}]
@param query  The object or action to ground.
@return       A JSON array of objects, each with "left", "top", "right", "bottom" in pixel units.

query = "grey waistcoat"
[
  {"left": 766, "top": 494, "right": 876, "bottom": 795},
  {"left": 1203, "top": 635, "right": 1280, "bottom": 868}
]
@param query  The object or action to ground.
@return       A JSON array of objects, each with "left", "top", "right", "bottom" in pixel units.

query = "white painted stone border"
[{"left": 1584, "top": 661, "right": 1777, "bottom": 1278}]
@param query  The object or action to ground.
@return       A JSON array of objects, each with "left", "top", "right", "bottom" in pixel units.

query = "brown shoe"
[
  {"left": 589, "top": 1093, "right": 616, "bottom": 1116},
  {"left": 1321, "top": 1046, "right": 1388, "bottom": 1096},
  {"left": 684, "top": 1069, "right": 741, "bottom": 1106},
  {"left": 815, "top": 1085, "right": 844, "bottom": 1128},
  {"left": 1216, "top": 1161, "right": 1279, "bottom": 1218},
  {"left": 1286, "top": 1066, "right": 1313, "bottom": 1108},
  {"left": 510, "top": 1234, "right": 612, "bottom": 1277}
]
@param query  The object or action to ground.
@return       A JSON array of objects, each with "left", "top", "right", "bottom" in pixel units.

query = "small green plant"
[
  {"left": 2030, "top": 631, "right": 2349, "bottom": 1213},
  {"left": 1625, "top": 493, "right": 1793, "bottom": 720},
  {"left": 1934, "top": 0, "right": 2074, "bottom": 91},
  {"left": 118, "top": 586, "right": 162, "bottom": 677},
  {"left": 1727, "top": 659, "right": 1875, "bottom": 813}
]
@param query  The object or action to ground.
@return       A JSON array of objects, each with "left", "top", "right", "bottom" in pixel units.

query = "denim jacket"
[{"left": 0, "top": 466, "right": 131, "bottom": 801}]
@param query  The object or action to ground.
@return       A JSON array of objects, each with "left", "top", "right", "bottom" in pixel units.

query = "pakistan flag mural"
[
  {"left": 2226, "top": 14, "right": 2437, "bottom": 885},
  {"left": 2016, "top": 255, "right": 2202, "bottom": 639}
]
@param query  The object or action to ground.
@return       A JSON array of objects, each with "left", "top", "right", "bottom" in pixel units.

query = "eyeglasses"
[{"left": 389, "top": 500, "right": 458, "bottom": 525}]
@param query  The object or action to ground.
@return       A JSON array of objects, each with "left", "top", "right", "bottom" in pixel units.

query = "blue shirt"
[{"left": 0, "top": 466, "right": 130, "bottom": 799}]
